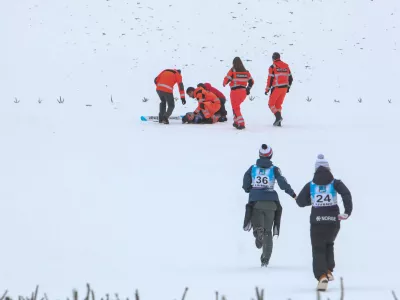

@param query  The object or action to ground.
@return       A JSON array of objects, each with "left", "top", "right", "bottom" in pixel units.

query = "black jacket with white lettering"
[{"left": 296, "top": 167, "right": 353, "bottom": 225}]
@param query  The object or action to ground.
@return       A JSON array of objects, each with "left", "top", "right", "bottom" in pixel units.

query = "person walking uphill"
[
  {"left": 223, "top": 57, "right": 254, "bottom": 130},
  {"left": 242, "top": 144, "right": 297, "bottom": 267},
  {"left": 265, "top": 52, "right": 293, "bottom": 127},
  {"left": 154, "top": 69, "right": 186, "bottom": 124},
  {"left": 296, "top": 154, "right": 353, "bottom": 292}
]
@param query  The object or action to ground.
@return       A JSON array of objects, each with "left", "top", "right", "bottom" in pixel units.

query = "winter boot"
[
  {"left": 327, "top": 270, "right": 334, "bottom": 281},
  {"left": 162, "top": 116, "right": 169, "bottom": 124},
  {"left": 236, "top": 125, "right": 245, "bottom": 130},
  {"left": 317, "top": 274, "right": 329, "bottom": 291},
  {"left": 233, "top": 122, "right": 238, "bottom": 128},
  {"left": 273, "top": 112, "right": 283, "bottom": 127},
  {"left": 260, "top": 254, "right": 269, "bottom": 267},
  {"left": 158, "top": 114, "right": 163, "bottom": 123}
]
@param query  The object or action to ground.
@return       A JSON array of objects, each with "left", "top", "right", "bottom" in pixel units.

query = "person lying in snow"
[{"left": 182, "top": 86, "right": 221, "bottom": 124}]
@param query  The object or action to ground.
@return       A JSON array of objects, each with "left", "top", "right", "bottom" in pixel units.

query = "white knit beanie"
[
  {"left": 259, "top": 144, "right": 273, "bottom": 158},
  {"left": 315, "top": 154, "right": 330, "bottom": 170}
]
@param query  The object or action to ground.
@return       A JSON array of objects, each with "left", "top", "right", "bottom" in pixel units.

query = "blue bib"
[
  {"left": 310, "top": 180, "right": 338, "bottom": 207},
  {"left": 251, "top": 165, "right": 276, "bottom": 191}
]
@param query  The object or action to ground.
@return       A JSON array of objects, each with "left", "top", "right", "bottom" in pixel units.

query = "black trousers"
[
  {"left": 217, "top": 98, "right": 228, "bottom": 117},
  {"left": 157, "top": 90, "right": 175, "bottom": 119},
  {"left": 310, "top": 223, "right": 340, "bottom": 280}
]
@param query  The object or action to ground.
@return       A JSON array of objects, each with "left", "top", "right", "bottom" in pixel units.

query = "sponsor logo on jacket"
[{"left": 316, "top": 216, "right": 336, "bottom": 222}]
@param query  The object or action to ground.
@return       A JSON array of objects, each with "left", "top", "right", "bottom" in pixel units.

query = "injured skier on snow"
[{"left": 182, "top": 87, "right": 222, "bottom": 124}]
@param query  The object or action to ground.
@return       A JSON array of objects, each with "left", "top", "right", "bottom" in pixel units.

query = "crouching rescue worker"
[
  {"left": 242, "top": 144, "right": 296, "bottom": 267},
  {"left": 197, "top": 83, "right": 228, "bottom": 122},
  {"left": 296, "top": 154, "right": 353, "bottom": 291},
  {"left": 183, "top": 87, "right": 221, "bottom": 124},
  {"left": 154, "top": 69, "right": 186, "bottom": 124}
]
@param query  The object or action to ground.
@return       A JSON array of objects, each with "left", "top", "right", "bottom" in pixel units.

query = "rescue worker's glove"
[
  {"left": 246, "top": 87, "right": 251, "bottom": 95},
  {"left": 200, "top": 103, "right": 205, "bottom": 109},
  {"left": 181, "top": 98, "right": 186, "bottom": 105},
  {"left": 287, "top": 86, "right": 290, "bottom": 93},
  {"left": 265, "top": 90, "right": 269, "bottom": 96}
]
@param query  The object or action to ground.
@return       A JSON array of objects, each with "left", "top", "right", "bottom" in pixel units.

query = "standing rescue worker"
[
  {"left": 223, "top": 57, "right": 254, "bottom": 130},
  {"left": 154, "top": 69, "right": 186, "bottom": 124},
  {"left": 197, "top": 83, "right": 228, "bottom": 122},
  {"left": 242, "top": 144, "right": 296, "bottom": 267},
  {"left": 265, "top": 53, "right": 293, "bottom": 127},
  {"left": 183, "top": 87, "right": 221, "bottom": 124},
  {"left": 296, "top": 154, "right": 353, "bottom": 291}
]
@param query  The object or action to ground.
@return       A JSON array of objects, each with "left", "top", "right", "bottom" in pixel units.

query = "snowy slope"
[{"left": 1, "top": 0, "right": 400, "bottom": 299}]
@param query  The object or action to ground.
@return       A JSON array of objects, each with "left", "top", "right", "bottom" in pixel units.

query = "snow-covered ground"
[{"left": 1, "top": 0, "right": 399, "bottom": 299}]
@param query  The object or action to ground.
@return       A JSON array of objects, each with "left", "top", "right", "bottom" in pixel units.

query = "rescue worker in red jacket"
[
  {"left": 154, "top": 69, "right": 186, "bottom": 124},
  {"left": 183, "top": 87, "right": 221, "bottom": 124},
  {"left": 265, "top": 53, "right": 293, "bottom": 127},
  {"left": 197, "top": 82, "right": 228, "bottom": 122},
  {"left": 223, "top": 57, "right": 254, "bottom": 130}
]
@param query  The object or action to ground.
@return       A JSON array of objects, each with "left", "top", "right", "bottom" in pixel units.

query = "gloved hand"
[
  {"left": 287, "top": 87, "right": 290, "bottom": 93},
  {"left": 338, "top": 213, "right": 349, "bottom": 220},
  {"left": 246, "top": 87, "right": 251, "bottom": 95},
  {"left": 265, "top": 90, "right": 269, "bottom": 96},
  {"left": 200, "top": 103, "right": 205, "bottom": 109},
  {"left": 292, "top": 193, "right": 297, "bottom": 199},
  {"left": 243, "top": 222, "right": 252, "bottom": 231},
  {"left": 181, "top": 98, "right": 186, "bottom": 105}
]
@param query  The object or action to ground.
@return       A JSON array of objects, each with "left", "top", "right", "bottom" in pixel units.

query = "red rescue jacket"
[{"left": 265, "top": 60, "right": 293, "bottom": 92}]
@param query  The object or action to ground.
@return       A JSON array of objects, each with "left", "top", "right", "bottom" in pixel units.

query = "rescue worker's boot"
[
  {"left": 233, "top": 122, "right": 238, "bottom": 129},
  {"left": 162, "top": 116, "right": 169, "bottom": 124},
  {"left": 273, "top": 112, "right": 283, "bottom": 127},
  {"left": 236, "top": 124, "right": 246, "bottom": 130},
  {"left": 219, "top": 116, "right": 228, "bottom": 122}
]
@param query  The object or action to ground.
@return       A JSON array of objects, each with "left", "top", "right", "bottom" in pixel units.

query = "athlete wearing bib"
[
  {"left": 242, "top": 144, "right": 296, "bottom": 267},
  {"left": 296, "top": 154, "right": 353, "bottom": 290}
]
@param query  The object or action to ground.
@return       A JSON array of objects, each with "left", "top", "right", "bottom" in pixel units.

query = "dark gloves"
[
  {"left": 265, "top": 91, "right": 269, "bottom": 96},
  {"left": 287, "top": 87, "right": 290, "bottom": 93},
  {"left": 246, "top": 87, "right": 251, "bottom": 95},
  {"left": 200, "top": 102, "right": 205, "bottom": 109},
  {"left": 181, "top": 98, "right": 186, "bottom": 105},
  {"left": 292, "top": 193, "right": 297, "bottom": 199},
  {"left": 243, "top": 203, "right": 254, "bottom": 231}
]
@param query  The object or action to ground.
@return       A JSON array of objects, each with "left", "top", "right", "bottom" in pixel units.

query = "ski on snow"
[{"left": 140, "top": 115, "right": 183, "bottom": 122}]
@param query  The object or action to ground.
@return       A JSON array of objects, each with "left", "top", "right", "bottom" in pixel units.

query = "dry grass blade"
[
  {"left": 44, "top": 294, "right": 49, "bottom": 300},
  {"left": 316, "top": 290, "right": 321, "bottom": 300},
  {"left": 85, "top": 284, "right": 91, "bottom": 300},
  {"left": 0, "top": 291, "right": 8, "bottom": 300},
  {"left": 181, "top": 287, "right": 188, "bottom": 300},
  {"left": 215, "top": 291, "right": 218, "bottom": 300},
  {"left": 135, "top": 290, "right": 139, "bottom": 300},
  {"left": 115, "top": 294, "right": 120, "bottom": 300},
  {"left": 393, "top": 291, "right": 399, "bottom": 300},
  {"left": 91, "top": 290, "right": 95, "bottom": 300},
  {"left": 221, "top": 296, "right": 227, "bottom": 300},
  {"left": 340, "top": 277, "right": 344, "bottom": 300},
  {"left": 73, "top": 289, "right": 78, "bottom": 300},
  {"left": 33, "top": 286, "right": 39, "bottom": 300}
]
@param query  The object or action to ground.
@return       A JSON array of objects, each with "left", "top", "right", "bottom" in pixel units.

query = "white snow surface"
[{"left": 1, "top": 0, "right": 400, "bottom": 299}]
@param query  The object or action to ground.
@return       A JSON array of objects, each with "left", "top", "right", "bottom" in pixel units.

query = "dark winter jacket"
[
  {"left": 296, "top": 166, "right": 353, "bottom": 225},
  {"left": 243, "top": 157, "right": 296, "bottom": 202}
]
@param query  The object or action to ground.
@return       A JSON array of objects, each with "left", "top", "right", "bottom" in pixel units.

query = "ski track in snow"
[{"left": 1, "top": 0, "right": 400, "bottom": 299}]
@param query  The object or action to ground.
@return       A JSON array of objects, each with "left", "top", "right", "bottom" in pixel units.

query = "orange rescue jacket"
[
  {"left": 265, "top": 60, "right": 293, "bottom": 92},
  {"left": 194, "top": 87, "right": 221, "bottom": 116},
  {"left": 154, "top": 69, "right": 185, "bottom": 100},
  {"left": 223, "top": 68, "right": 254, "bottom": 90}
]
